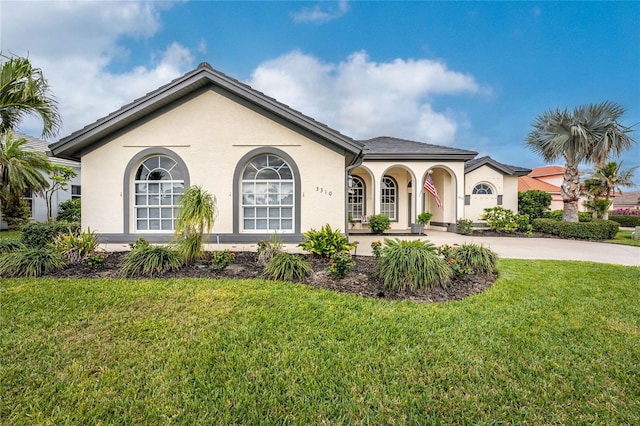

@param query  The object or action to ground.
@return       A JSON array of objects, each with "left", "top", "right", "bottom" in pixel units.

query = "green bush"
[
  {"left": 518, "top": 190, "right": 552, "bottom": 221},
  {"left": 85, "top": 252, "right": 108, "bottom": 269},
  {"left": 0, "top": 239, "right": 25, "bottom": 254},
  {"left": 609, "top": 214, "right": 640, "bottom": 227},
  {"left": 120, "top": 244, "right": 183, "bottom": 278},
  {"left": 452, "top": 244, "right": 499, "bottom": 275},
  {"left": 370, "top": 241, "right": 383, "bottom": 258},
  {"left": 299, "top": 224, "right": 355, "bottom": 257},
  {"left": 211, "top": 250, "right": 235, "bottom": 270},
  {"left": 56, "top": 198, "right": 81, "bottom": 222},
  {"left": 0, "top": 248, "right": 66, "bottom": 277},
  {"left": 456, "top": 218, "right": 474, "bottom": 235},
  {"left": 481, "top": 207, "right": 519, "bottom": 233},
  {"left": 544, "top": 210, "right": 594, "bottom": 223},
  {"left": 327, "top": 251, "right": 355, "bottom": 279},
  {"left": 50, "top": 228, "right": 99, "bottom": 264},
  {"left": 21, "top": 221, "right": 80, "bottom": 249},
  {"left": 377, "top": 239, "right": 452, "bottom": 291},
  {"left": 368, "top": 214, "right": 390, "bottom": 234},
  {"left": 532, "top": 218, "right": 619, "bottom": 240},
  {"left": 257, "top": 234, "right": 283, "bottom": 267},
  {"left": 1, "top": 196, "right": 31, "bottom": 230},
  {"left": 263, "top": 252, "right": 312, "bottom": 282}
]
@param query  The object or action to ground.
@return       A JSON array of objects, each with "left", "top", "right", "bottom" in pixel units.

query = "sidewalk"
[{"left": 347, "top": 230, "right": 640, "bottom": 267}]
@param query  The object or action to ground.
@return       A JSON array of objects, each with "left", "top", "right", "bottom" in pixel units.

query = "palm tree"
[
  {"left": 583, "top": 161, "right": 637, "bottom": 219},
  {"left": 0, "top": 54, "right": 61, "bottom": 138},
  {"left": 174, "top": 185, "right": 217, "bottom": 263},
  {"left": 526, "top": 101, "right": 635, "bottom": 222}
]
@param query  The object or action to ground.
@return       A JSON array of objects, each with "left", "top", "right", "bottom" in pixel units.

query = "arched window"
[
  {"left": 472, "top": 183, "right": 493, "bottom": 195},
  {"left": 380, "top": 176, "right": 397, "bottom": 220},
  {"left": 134, "top": 155, "right": 186, "bottom": 231},
  {"left": 241, "top": 154, "right": 294, "bottom": 232},
  {"left": 348, "top": 176, "right": 365, "bottom": 220}
]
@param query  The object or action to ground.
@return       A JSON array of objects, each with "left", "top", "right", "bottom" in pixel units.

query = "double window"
[
  {"left": 134, "top": 155, "right": 185, "bottom": 231},
  {"left": 241, "top": 154, "right": 294, "bottom": 232}
]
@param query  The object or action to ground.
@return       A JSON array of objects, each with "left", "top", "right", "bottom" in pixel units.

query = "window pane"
[
  {"left": 281, "top": 207, "right": 292, "bottom": 218},
  {"left": 281, "top": 219, "right": 292, "bottom": 229},
  {"left": 149, "top": 208, "right": 160, "bottom": 219},
  {"left": 256, "top": 219, "right": 268, "bottom": 229},
  {"left": 136, "top": 195, "right": 147, "bottom": 205},
  {"left": 137, "top": 220, "right": 148, "bottom": 230},
  {"left": 149, "top": 220, "right": 160, "bottom": 230},
  {"left": 244, "top": 219, "right": 255, "bottom": 230},
  {"left": 257, "top": 208, "right": 268, "bottom": 218},
  {"left": 244, "top": 208, "right": 255, "bottom": 218},
  {"left": 161, "top": 220, "right": 173, "bottom": 229},
  {"left": 269, "top": 219, "right": 280, "bottom": 229}
]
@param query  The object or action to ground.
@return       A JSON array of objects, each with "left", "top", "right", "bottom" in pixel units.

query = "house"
[
  {"left": 50, "top": 63, "right": 528, "bottom": 244},
  {"left": 518, "top": 166, "right": 588, "bottom": 212},
  {"left": 611, "top": 191, "right": 640, "bottom": 210},
  {"left": 0, "top": 132, "right": 81, "bottom": 230}
]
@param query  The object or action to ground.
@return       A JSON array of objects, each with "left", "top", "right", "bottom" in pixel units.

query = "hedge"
[
  {"left": 21, "top": 221, "right": 81, "bottom": 249},
  {"left": 608, "top": 215, "right": 640, "bottom": 227},
  {"left": 532, "top": 218, "right": 619, "bottom": 240}
]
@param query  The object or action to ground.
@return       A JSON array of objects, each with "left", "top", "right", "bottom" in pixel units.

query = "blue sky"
[{"left": 2, "top": 0, "right": 638, "bottom": 178}]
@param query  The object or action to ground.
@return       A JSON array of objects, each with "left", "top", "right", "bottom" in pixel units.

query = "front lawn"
[
  {"left": 605, "top": 229, "right": 640, "bottom": 247},
  {"left": 1, "top": 260, "right": 639, "bottom": 424}
]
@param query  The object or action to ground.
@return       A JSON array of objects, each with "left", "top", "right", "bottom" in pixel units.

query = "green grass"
[
  {"left": 0, "top": 230, "right": 21, "bottom": 240},
  {"left": 606, "top": 229, "right": 640, "bottom": 247},
  {"left": 1, "top": 260, "right": 639, "bottom": 424}
]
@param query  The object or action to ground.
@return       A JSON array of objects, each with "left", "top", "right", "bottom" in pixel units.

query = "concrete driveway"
[{"left": 348, "top": 230, "right": 640, "bottom": 267}]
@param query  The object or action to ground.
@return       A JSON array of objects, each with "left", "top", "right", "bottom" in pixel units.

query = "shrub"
[
  {"left": 1, "top": 196, "right": 31, "bottom": 230},
  {"left": 368, "top": 214, "right": 390, "bottom": 234},
  {"left": 518, "top": 190, "right": 552, "bottom": 221},
  {"left": 481, "top": 207, "right": 519, "bottom": 233},
  {"left": 263, "top": 252, "right": 312, "bottom": 282},
  {"left": 377, "top": 239, "right": 452, "bottom": 291},
  {"left": 85, "top": 252, "right": 108, "bottom": 269},
  {"left": 50, "top": 228, "right": 99, "bottom": 264},
  {"left": 174, "top": 234, "right": 205, "bottom": 264},
  {"left": 327, "top": 251, "right": 355, "bottom": 279},
  {"left": 370, "top": 241, "right": 383, "bottom": 258},
  {"left": 417, "top": 212, "right": 433, "bottom": 225},
  {"left": 56, "top": 198, "right": 81, "bottom": 222},
  {"left": 542, "top": 210, "right": 563, "bottom": 220},
  {"left": 456, "top": 218, "right": 474, "bottom": 235},
  {"left": 257, "top": 233, "right": 283, "bottom": 267},
  {"left": 609, "top": 214, "right": 640, "bottom": 227},
  {"left": 612, "top": 208, "right": 640, "bottom": 216},
  {"left": 0, "top": 239, "right": 25, "bottom": 254},
  {"left": 21, "top": 221, "right": 80, "bottom": 249},
  {"left": 0, "top": 248, "right": 66, "bottom": 277},
  {"left": 120, "top": 244, "right": 183, "bottom": 278},
  {"left": 298, "top": 224, "right": 355, "bottom": 257},
  {"left": 211, "top": 250, "right": 235, "bottom": 270},
  {"left": 452, "top": 244, "right": 498, "bottom": 275},
  {"left": 532, "top": 218, "right": 619, "bottom": 240}
]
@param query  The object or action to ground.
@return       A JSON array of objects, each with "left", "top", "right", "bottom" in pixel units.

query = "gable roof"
[
  {"left": 517, "top": 175, "right": 561, "bottom": 193},
  {"left": 13, "top": 131, "right": 80, "bottom": 168},
  {"left": 360, "top": 136, "right": 477, "bottom": 161},
  {"left": 529, "top": 165, "right": 565, "bottom": 177},
  {"left": 49, "top": 62, "right": 363, "bottom": 161},
  {"left": 464, "top": 156, "right": 531, "bottom": 176}
]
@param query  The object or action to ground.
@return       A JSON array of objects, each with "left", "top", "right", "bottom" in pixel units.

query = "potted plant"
[{"left": 416, "top": 212, "right": 433, "bottom": 235}]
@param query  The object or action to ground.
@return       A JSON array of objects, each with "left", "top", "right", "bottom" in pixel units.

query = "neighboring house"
[
  {"left": 50, "top": 63, "right": 529, "bottom": 243},
  {"left": 518, "top": 166, "right": 587, "bottom": 212},
  {"left": 612, "top": 191, "right": 640, "bottom": 210},
  {"left": 0, "top": 132, "right": 81, "bottom": 230}
]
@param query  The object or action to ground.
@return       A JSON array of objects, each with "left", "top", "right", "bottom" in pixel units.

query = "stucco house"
[
  {"left": 0, "top": 132, "right": 81, "bottom": 230},
  {"left": 49, "top": 63, "right": 528, "bottom": 244},
  {"left": 518, "top": 166, "right": 588, "bottom": 212}
]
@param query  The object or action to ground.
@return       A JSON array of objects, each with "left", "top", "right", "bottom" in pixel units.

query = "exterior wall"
[
  {"left": 81, "top": 89, "right": 347, "bottom": 242},
  {"left": 464, "top": 166, "right": 504, "bottom": 221}
]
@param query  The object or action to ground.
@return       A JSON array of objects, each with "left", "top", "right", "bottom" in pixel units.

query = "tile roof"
[
  {"left": 517, "top": 176, "right": 561, "bottom": 192},
  {"left": 464, "top": 155, "right": 531, "bottom": 176},
  {"left": 360, "top": 136, "right": 477, "bottom": 161},
  {"left": 50, "top": 62, "right": 363, "bottom": 161},
  {"left": 529, "top": 165, "right": 565, "bottom": 177},
  {"left": 13, "top": 131, "right": 80, "bottom": 167}
]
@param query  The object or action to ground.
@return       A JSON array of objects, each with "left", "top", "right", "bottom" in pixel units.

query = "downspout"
[{"left": 345, "top": 149, "right": 365, "bottom": 235}]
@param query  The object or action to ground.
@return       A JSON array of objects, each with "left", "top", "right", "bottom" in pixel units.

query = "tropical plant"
[
  {"left": 0, "top": 238, "right": 24, "bottom": 254},
  {"left": 452, "top": 244, "right": 499, "bottom": 275},
  {"left": 44, "top": 165, "right": 77, "bottom": 220},
  {"left": 326, "top": 251, "right": 354, "bottom": 279},
  {"left": 50, "top": 228, "right": 99, "bottom": 264},
  {"left": 456, "top": 218, "right": 474, "bottom": 235},
  {"left": 377, "top": 238, "right": 452, "bottom": 291},
  {"left": 416, "top": 212, "right": 433, "bottom": 234},
  {"left": 298, "top": 224, "right": 355, "bottom": 257},
  {"left": 257, "top": 233, "right": 283, "bottom": 266},
  {"left": 518, "top": 190, "right": 552, "bottom": 221},
  {"left": 0, "top": 54, "right": 61, "bottom": 138},
  {"left": 526, "top": 101, "right": 635, "bottom": 222},
  {"left": 174, "top": 185, "right": 217, "bottom": 264},
  {"left": 0, "top": 247, "right": 65, "bottom": 277},
  {"left": 583, "top": 161, "right": 636, "bottom": 219},
  {"left": 56, "top": 198, "right": 81, "bottom": 222},
  {"left": 120, "top": 244, "right": 183, "bottom": 278},
  {"left": 368, "top": 214, "right": 390, "bottom": 234},
  {"left": 1, "top": 193, "right": 31, "bottom": 230},
  {"left": 210, "top": 250, "right": 235, "bottom": 271},
  {"left": 263, "top": 252, "right": 313, "bottom": 282}
]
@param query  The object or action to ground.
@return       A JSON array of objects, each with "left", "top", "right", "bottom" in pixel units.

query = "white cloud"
[
  {"left": 291, "top": 0, "right": 349, "bottom": 24},
  {"left": 1, "top": 1, "right": 193, "bottom": 139},
  {"left": 249, "top": 51, "right": 487, "bottom": 144}
]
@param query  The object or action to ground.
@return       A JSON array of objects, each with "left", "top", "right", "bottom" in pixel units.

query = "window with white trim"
[
  {"left": 134, "top": 155, "right": 185, "bottom": 231},
  {"left": 71, "top": 185, "right": 81, "bottom": 199},
  {"left": 348, "top": 176, "right": 365, "bottom": 220},
  {"left": 472, "top": 183, "right": 493, "bottom": 195},
  {"left": 241, "top": 154, "right": 294, "bottom": 232},
  {"left": 380, "top": 176, "right": 397, "bottom": 220}
]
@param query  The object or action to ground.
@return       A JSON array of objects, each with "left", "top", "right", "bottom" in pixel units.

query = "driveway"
[{"left": 348, "top": 230, "right": 640, "bottom": 267}]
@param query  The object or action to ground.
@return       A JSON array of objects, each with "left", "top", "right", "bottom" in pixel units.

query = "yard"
[{"left": 2, "top": 259, "right": 639, "bottom": 424}]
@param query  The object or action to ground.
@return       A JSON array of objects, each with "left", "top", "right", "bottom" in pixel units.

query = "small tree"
[
  {"left": 174, "top": 185, "right": 217, "bottom": 264},
  {"left": 518, "top": 190, "right": 552, "bottom": 222},
  {"left": 416, "top": 212, "right": 433, "bottom": 234},
  {"left": 44, "top": 164, "right": 77, "bottom": 221}
]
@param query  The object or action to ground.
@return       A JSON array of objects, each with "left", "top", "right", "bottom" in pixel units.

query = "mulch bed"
[{"left": 42, "top": 251, "right": 497, "bottom": 303}]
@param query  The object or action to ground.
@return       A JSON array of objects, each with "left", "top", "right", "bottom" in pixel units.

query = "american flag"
[{"left": 423, "top": 175, "right": 442, "bottom": 208}]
